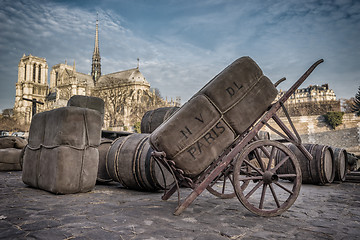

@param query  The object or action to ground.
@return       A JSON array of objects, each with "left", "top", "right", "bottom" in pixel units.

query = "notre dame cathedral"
[{"left": 13, "top": 18, "right": 179, "bottom": 131}]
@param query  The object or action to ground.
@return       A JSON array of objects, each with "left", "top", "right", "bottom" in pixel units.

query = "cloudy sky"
[{"left": 0, "top": 0, "right": 359, "bottom": 111}]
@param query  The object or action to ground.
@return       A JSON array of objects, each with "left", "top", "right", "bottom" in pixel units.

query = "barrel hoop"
[
  {"left": 145, "top": 146, "right": 157, "bottom": 191},
  {"left": 105, "top": 137, "right": 120, "bottom": 182},
  {"left": 114, "top": 136, "right": 131, "bottom": 187},
  {"left": 132, "top": 135, "right": 149, "bottom": 190},
  {"left": 110, "top": 137, "right": 122, "bottom": 183},
  {"left": 319, "top": 145, "right": 326, "bottom": 184},
  {"left": 307, "top": 144, "right": 317, "bottom": 184},
  {"left": 339, "top": 149, "right": 348, "bottom": 181},
  {"left": 326, "top": 147, "right": 335, "bottom": 183}
]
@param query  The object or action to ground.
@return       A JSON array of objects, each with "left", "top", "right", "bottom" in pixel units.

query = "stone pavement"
[{"left": 0, "top": 171, "right": 359, "bottom": 240}]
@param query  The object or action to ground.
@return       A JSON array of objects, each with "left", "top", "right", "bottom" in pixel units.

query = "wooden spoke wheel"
[
  {"left": 233, "top": 140, "right": 302, "bottom": 216},
  {"left": 207, "top": 160, "right": 250, "bottom": 199}
]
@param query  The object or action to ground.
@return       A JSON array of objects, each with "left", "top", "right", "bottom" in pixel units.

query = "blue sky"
[{"left": 0, "top": 0, "right": 359, "bottom": 111}]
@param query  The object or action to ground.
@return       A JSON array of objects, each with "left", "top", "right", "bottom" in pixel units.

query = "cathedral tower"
[
  {"left": 91, "top": 15, "right": 101, "bottom": 84},
  {"left": 14, "top": 54, "right": 49, "bottom": 124}
]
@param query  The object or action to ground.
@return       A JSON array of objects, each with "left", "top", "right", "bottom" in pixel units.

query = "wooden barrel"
[
  {"left": 277, "top": 144, "right": 335, "bottom": 185},
  {"left": 96, "top": 138, "right": 113, "bottom": 183},
  {"left": 258, "top": 130, "right": 270, "bottom": 140},
  {"left": 331, "top": 147, "right": 347, "bottom": 182},
  {"left": 347, "top": 153, "right": 358, "bottom": 171},
  {"left": 141, "top": 107, "right": 180, "bottom": 133},
  {"left": 106, "top": 134, "right": 174, "bottom": 191}
]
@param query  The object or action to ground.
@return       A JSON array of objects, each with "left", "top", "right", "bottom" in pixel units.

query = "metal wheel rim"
[{"left": 233, "top": 140, "right": 302, "bottom": 217}]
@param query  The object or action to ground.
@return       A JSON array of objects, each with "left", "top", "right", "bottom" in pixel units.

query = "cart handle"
[
  {"left": 278, "top": 59, "right": 324, "bottom": 104},
  {"left": 274, "top": 77, "right": 286, "bottom": 87}
]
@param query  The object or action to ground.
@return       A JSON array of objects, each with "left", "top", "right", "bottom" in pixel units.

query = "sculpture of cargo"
[
  {"left": 22, "top": 107, "right": 102, "bottom": 194},
  {"left": 150, "top": 57, "right": 278, "bottom": 177},
  {"left": 150, "top": 56, "right": 324, "bottom": 217}
]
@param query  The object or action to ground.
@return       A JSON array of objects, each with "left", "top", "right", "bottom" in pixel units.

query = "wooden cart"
[{"left": 152, "top": 59, "right": 324, "bottom": 217}]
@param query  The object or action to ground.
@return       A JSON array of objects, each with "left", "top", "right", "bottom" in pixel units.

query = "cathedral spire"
[{"left": 91, "top": 13, "right": 101, "bottom": 84}]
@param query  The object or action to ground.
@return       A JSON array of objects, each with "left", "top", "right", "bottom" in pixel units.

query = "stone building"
[
  {"left": 276, "top": 84, "right": 340, "bottom": 116},
  {"left": 46, "top": 62, "right": 94, "bottom": 109},
  {"left": 13, "top": 54, "right": 49, "bottom": 124},
  {"left": 13, "top": 18, "right": 179, "bottom": 130},
  {"left": 276, "top": 84, "right": 337, "bottom": 104}
]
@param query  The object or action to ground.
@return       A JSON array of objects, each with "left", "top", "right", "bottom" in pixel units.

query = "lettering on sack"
[
  {"left": 226, "top": 81, "right": 243, "bottom": 97},
  {"left": 179, "top": 113, "right": 204, "bottom": 139},
  {"left": 186, "top": 121, "right": 226, "bottom": 160}
]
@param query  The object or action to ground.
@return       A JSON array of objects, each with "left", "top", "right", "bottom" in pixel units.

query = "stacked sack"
[
  {"left": 22, "top": 106, "right": 102, "bottom": 194},
  {"left": 0, "top": 136, "right": 27, "bottom": 171},
  {"left": 150, "top": 56, "right": 278, "bottom": 177}
]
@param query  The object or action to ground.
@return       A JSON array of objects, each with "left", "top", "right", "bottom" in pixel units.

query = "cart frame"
[{"left": 152, "top": 59, "right": 324, "bottom": 216}]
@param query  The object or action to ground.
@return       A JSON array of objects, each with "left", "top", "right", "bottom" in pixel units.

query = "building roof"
[
  {"left": 74, "top": 71, "right": 94, "bottom": 86},
  {"left": 96, "top": 68, "right": 149, "bottom": 86}
]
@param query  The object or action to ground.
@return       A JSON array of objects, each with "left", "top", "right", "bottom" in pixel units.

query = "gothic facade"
[
  {"left": 14, "top": 54, "right": 49, "bottom": 124},
  {"left": 13, "top": 18, "right": 179, "bottom": 130}
]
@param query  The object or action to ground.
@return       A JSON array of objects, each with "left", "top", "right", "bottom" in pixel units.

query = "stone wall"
[
  {"left": 264, "top": 113, "right": 360, "bottom": 155},
  {"left": 276, "top": 100, "right": 341, "bottom": 117}
]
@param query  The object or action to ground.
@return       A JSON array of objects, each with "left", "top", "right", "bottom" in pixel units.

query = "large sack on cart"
[
  {"left": 22, "top": 106, "right": 102, "bottom": 194},
  {"left": 150, "top": 56, "right": 278, "bottom": 177}
]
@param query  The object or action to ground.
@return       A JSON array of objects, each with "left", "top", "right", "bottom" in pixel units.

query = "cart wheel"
[
  {"left": 207, "top": 160, "right": 250, "bottom": 199},
  {"left": 233, "top": 140, "right": 301, "bottom": 216}
]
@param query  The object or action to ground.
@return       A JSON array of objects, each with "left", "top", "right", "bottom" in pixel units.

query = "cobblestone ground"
[{"left": 0, "top": 171, "right": 359, "bottom": 240}]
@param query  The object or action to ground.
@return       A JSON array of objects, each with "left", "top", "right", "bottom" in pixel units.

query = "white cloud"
[{"left": 0, "top": 0, "right": 359, "bottom": 111}]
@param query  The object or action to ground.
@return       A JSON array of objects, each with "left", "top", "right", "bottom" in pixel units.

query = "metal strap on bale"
[{"left": 78, "top": 109, "right": 89, "bottom": 192}]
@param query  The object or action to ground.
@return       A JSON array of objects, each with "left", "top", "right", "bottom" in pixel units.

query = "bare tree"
[
  {"left": 351, "top": 86, "right": 360, "bottom": 116},
  {"left": 92, "top": 78, "right": 170, "bottom": 129},
  {"left": 341, "top": 98, "right": 355, "bottom": 113}
]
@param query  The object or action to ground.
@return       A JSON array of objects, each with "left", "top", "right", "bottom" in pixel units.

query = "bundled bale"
[
  {"left": 277, "top": 144, "right": 335, "bottom": 185},
  {"left": 22, "top": 106, "right": 102, "bottom": 194},
  {"left": 150, "top": 57, "right": 278, "bottom": 177},
  {"left": 0, "top": 148, "right": 23, "bottom": 171},
  {"left": 96, "top": 138, "right": 113, "bottom": 183},
  {"left": 0, "top": 136, "right": 27, "bottom": 149},
  {"left": 67, "top": 95, "right": 105, "bottom": 124},
  {"left": 141, "top": 107, "right": 180, "bottom": 133},
  {"left": 106, "top": 134, "right": 174, "bottom": 191}
]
